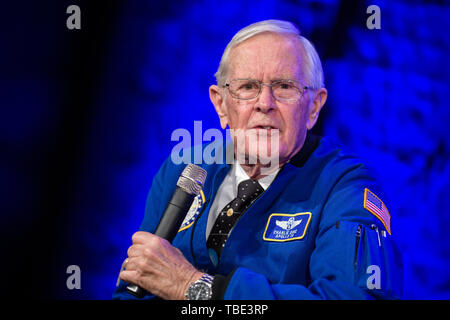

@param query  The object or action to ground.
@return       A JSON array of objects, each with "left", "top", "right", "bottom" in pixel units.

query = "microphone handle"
[
  {"left": 126, "top": 187, "right": 196, "bottom": 298},
  {"left": 153, "top": 187, "right": 196, "bottom": 241}
]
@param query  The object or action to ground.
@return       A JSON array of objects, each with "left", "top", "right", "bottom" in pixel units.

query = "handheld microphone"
[{"left": 125, "top": 163, "right": 207, "bottom": 298}]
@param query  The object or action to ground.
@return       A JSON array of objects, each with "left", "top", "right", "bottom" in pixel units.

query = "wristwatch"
[{"left": 185, "top": 273, "right": 214, "bottom": 300}]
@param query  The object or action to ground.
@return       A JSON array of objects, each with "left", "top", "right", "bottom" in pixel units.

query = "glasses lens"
[
  {"left": 272, "top": 81, "right": 300, "bottom": 101},
  {"left": 229, "top": 79, "right": 260, "bottom": 99}
]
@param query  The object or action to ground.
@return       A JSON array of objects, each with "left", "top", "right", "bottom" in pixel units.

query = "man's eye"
[
  {"left": 279, "top": 82, "right": 294, "bottom": 90},
  {"left": 240, "top": 82, "right": 258, "bottom": 90}
]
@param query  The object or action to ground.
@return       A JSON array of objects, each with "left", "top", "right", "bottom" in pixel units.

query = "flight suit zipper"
[
  {"left": 370, "top": 224, "right": 382, "bottom": 247},
  {"left": 354, "top": 224, "right": 362, "bottom": 270}
]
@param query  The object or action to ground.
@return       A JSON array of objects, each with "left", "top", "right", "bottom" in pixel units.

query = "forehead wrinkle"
[{"left": 228, "top": 33, "right": 306, "bottom": 82}]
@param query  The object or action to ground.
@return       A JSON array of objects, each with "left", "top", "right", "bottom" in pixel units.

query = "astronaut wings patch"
[{"left": 276, "top": 218, "right": 302, "bottom": 230}]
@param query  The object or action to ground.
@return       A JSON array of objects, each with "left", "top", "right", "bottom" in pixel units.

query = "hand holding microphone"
[
  {"left": 120, "top": 164, "right": 207, "bottom": 299},
  {"left": 120, "top": 231, "right": 204, "bottom": 300}
]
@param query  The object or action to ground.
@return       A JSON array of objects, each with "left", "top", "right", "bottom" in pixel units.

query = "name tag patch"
[{"left": 263, "top": 212, "right": 312, "bottom": 242}]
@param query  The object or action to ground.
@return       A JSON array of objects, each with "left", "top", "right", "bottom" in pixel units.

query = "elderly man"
[{"left": 113, "top": 20, "right": 403, "bottom": 300}]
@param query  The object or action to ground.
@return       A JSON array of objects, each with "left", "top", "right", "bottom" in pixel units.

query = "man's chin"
[{"left": 235, "top": 148, "right": 280, "bottom": 174}]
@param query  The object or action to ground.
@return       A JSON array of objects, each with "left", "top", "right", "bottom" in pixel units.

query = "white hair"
[{"left": 214, "top": 19, "right": 325, "bottom": 90}]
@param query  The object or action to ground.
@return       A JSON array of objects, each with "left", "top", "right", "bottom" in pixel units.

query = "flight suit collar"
[{"left": 286, "top": 132, "right": 322, "bottom": 168}]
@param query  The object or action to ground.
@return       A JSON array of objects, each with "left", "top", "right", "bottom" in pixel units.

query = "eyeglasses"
[{"left": 223, "top": 79, "right": 309, "bottom": 102}]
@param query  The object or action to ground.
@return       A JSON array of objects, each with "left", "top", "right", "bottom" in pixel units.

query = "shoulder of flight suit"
[
  {"left": 212, "top": 136, "right": 404, "bottom": 299},
  {"left": 309, "top": 149, "right": 404, "bottom": 299}
]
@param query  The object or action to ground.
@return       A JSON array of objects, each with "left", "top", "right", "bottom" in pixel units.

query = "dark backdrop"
[{"left": 1, "top": 0, "right": 449, "bottom": 299}]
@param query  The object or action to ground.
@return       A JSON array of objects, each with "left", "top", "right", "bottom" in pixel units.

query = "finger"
[
  {"left": 120, "top": 269, "right": 155, "bottom": 295},
  {"left": 119, "top": 269, "right": 138, "bottom": 285},
  {"left": 127, "top": 244, "right": 145, "bottom": 258},
  {"left": 131, "top": 231, "right": 154, "bottom": 244},
  {"left": 133, "top": 231, "right": 169, "bottom": 247},
  {"left": 124, "top": 255, "right": 140, "bottom": 272}
]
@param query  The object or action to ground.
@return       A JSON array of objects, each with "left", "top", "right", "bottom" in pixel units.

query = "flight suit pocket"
[
  {"left": 332, "top": 221, "right": 383, "bottom": 285},
  {"left": 353, "top": 223, "right": 387, "bottom": 290},
  {"left": 314, "top": 220, "right": 402, "bottom": 298},
  {"left": 313, "top": 220, "right": 364, "bottom": 282}
]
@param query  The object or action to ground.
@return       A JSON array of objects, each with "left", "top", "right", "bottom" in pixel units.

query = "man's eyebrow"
[
  {"left": 271, "top": 77, "right": 291, "bottom": 81},
  {"left": 270, "top": 77, "right": 300, "bottom": 82},
  {"left": 230, "top": 77, "right": 300, "bottom": 82}
]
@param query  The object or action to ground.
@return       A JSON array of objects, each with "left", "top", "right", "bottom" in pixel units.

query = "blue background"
[{"left": 1, "top": 0, "right": 449, "bottom": 299}]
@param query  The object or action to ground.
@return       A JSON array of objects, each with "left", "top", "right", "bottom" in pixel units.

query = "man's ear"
[
  {"left": 209, "top": 84, "right": 228, "bottom": 129},
  {"left": 306, "top": 88, "right": 327, "bottom": 130}
]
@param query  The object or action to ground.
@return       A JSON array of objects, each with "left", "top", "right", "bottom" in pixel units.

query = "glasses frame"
[{"left": 223, "top": 78, "right": 310, "bottom": 102}]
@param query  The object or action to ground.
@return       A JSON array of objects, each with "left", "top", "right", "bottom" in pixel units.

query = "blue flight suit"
[{"left": 113, "top": 134, "right": 403, "bottom": 299}]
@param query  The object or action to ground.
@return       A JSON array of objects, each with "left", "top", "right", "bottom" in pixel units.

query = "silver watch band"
[
  {"left": 185, "top": 273, "right": 214, "bottom": 300},
  {"left": 199, "top": 273, "right": 214, "bottom": 284}
]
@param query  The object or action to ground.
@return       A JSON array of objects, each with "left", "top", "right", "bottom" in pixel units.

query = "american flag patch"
[{"left": 364, "top": 188, "right": 391, "bottom": 235}]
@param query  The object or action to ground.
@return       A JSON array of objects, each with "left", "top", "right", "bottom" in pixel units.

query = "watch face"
[{"left": 187, "top": 281, "right": 212, "bottom": 300}]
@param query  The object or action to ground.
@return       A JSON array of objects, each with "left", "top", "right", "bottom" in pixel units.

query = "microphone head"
[{"left": 177, "top": 164, "right": 207, "bottom": 195}]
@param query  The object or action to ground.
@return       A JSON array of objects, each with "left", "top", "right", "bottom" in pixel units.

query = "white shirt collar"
[{"left": 233, "top": 160, "right": 280, "bottom": 191}]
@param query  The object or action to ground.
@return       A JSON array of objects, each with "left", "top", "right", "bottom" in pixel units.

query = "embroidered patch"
[
  {"left": 263, "top": 212, "right": 312, "bottom": 242},
  {"left": 364, "top": 188, "right": 391, "bottom": 235},
  {"left": 178, "top": 190, "right": 205, "bottom": 232}
]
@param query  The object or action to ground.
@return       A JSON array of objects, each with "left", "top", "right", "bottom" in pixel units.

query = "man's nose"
[{"left": 255, "top": 85, "right": 277, "bottom": 113}]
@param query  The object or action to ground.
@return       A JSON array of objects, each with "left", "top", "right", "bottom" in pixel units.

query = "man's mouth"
[
  {"left": 250, "top": 124, "right": 279, "bottom": 131},
  {"left": 254, "top": 126, "right": 276, "bottom": 130}
]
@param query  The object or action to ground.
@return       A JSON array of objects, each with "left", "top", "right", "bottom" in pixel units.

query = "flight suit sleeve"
[{"left": 212, "top": 165, "right": 404, "bottom": 300}]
